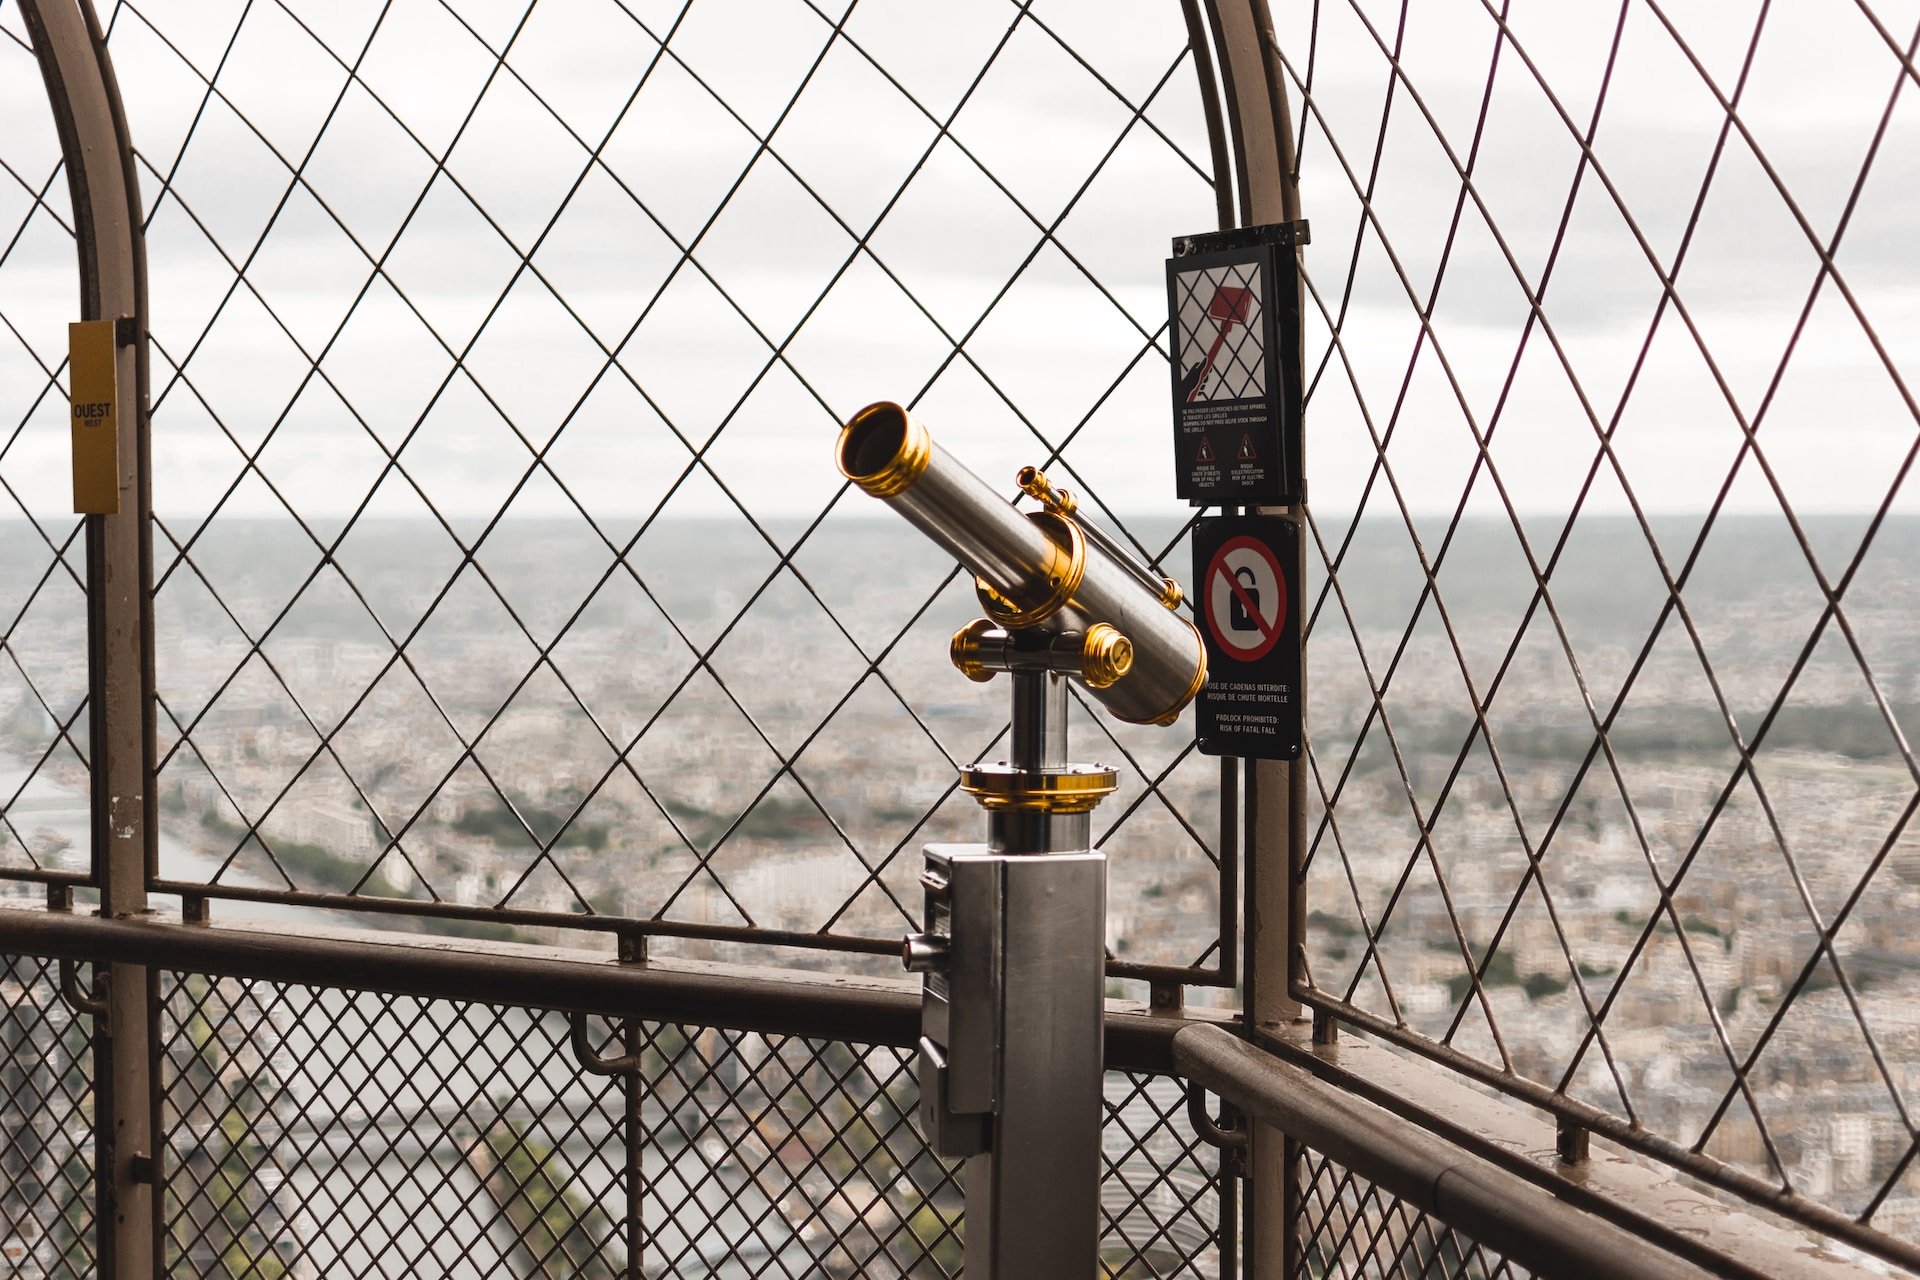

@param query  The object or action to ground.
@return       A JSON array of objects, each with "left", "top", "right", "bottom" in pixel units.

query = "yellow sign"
[{"left": 68, "top": 319, "right": 120, "bottom": 514}]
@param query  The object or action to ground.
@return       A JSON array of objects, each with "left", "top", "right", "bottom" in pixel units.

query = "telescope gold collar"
[
  {"left": 974, "top": 511, "right": 1085, "bottom": 629},
  {"left": 959, "top": 763, "right": 1119, "bottom": 814},
  {"left": 837, "top": 401, "right": 931, "bottom": 498}
]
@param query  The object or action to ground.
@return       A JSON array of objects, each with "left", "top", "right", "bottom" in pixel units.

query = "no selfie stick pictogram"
[
  {"left": 1167, "top": 221, "right": 1308, "bottom": 506},
  {"left": 1184, "top": 285, "right": 1254, "bottom": 402}
]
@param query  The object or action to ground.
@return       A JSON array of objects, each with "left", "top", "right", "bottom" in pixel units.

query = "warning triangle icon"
[
  {"left": 1196, "top": 436, "right": 1216, "bottom": 464},
  {"left": 1238, "top": 433, "right": 1258, "bottom": 461}
]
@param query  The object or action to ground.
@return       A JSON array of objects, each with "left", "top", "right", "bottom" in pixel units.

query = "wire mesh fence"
[
  {"left": 1286, "top": 0, "right": 1920, "bottom": 1253},
  {"left": 0, "top": 954, "right": 96, "bottom": 1279},
  {"left": 1296, "top": 1146, "right": 1530, "bottom": 1280},
  {"left": 157, "top": 970, "right": 1225, "bottom": 1278},
  {"left": 0, "top": 10, "right": 94, "bottom": 894},
  {"left": 6, "top": 0, "right": 1245, "bottom": 983},
  {"left": 21, "top": 0, "right": 1920, "bottom": 1267}
]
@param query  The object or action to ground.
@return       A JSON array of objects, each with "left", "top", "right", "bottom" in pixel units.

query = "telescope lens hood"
[{"left": 838, "top": 401, "right": 931, "bottom": 498}]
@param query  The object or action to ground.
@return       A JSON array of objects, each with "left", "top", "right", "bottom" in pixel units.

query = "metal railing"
[
  {"left": 10, "top": 912, "right": 1238, "bottom": 1279},
  {"left": 7, "top": 899, "right": 1892, "bottom": 1280}
]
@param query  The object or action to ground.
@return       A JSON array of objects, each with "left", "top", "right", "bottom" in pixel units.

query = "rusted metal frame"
[
  {"left": 0, "top": 906, "right": 1230, "bottom": 1076},
  {"left": 18, "top": 2, "right": 157, "bottom": 1278},
  {"left": 1175, "top": 1024, "right": 1728, "bottom": 1280}
]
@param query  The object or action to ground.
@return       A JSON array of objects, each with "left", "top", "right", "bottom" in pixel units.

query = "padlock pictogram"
[{"left": 1229, "top": 566, "right": 1261, "bottom": 631}]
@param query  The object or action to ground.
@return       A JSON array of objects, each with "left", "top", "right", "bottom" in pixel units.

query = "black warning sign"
[
  {"left": 1192, "top": 513, "right": 1301, "bottom": 760},
  {"left": 1167, "top": 222, "right": 1306, "bottom": 507}
]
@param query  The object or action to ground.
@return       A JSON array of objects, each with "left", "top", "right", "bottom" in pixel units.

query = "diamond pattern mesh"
[
  {"left": 50, "top": 0, "right": 1239, "bottom": 979},
  {"left": 30, "top": 0, "right": 1920, "bottom": 1265},
  {"left": 1298, "top": 1147, "right": 1531, "bottom": 1280},
  {"left": 0, "top": 12, "right": 94, "bottom": 892},
  {"left": 158, "top": 973, "right": 1223, "bottom": 1278},
  {"left": 0, "top": 954, "right": 97, "bottom": 1279},
  {"left": 1283, "top": 0, "right": 1920, "bottom": 1247}
]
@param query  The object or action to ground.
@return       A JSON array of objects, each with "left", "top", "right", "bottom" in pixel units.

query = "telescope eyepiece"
[{"left": 1016, "top": 466, "right": 1077, "bottom": 515}]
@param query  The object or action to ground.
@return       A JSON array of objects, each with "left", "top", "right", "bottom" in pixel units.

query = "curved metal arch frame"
[
  {"left": 20, "top": 4, "right": 158, "bottom": 1277},
  {"left": 17, "top": 0, "right": 155, "bottom": 909},
  {"left": 1196, "top": 5, "right": 1311, "bottom": 1275}
]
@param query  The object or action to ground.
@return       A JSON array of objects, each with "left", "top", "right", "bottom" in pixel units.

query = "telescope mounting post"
[
  {"left": 908, "top": 629, "right": 1117, "bottom": 1280},
  {"left": 837, "top": 405, "right": 1206, "bottom": 1278}
]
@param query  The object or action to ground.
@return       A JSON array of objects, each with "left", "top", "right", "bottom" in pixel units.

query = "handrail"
[
  {"left": 0, "top": 902, "right": 1874, "bottom": 1278},
  {"left": 0, "top": 905, "right": 1222, "bottom": 1073},
  {"left": 1174, "top": 1022, "right": 1722, "bottom": 1280}
]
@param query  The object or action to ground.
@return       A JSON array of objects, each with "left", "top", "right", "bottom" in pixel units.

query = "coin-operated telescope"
[{"left": 836, "top": 402, "right": 1204, "bottom": 1280}]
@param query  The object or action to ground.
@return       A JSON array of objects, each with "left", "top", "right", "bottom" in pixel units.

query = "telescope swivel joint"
[{"left": 951, "top": 619, "right": 1133, "bottom": 689}]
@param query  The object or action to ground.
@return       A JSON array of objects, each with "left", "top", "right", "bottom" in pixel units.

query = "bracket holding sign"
[
  {"left": 1192, "top": 513, "right": 1301, "bottom": 760},
  {"left": 1167, "top": 221, "right": 1307, "bottom": 508}
]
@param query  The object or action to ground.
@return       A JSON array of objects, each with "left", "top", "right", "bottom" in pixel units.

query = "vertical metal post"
[
  {"left": 910, "top": 660, "right": 1111, "bottom": 1280},
  {"left": 20, "top": 2, "right": 156, "bottom": 1276},
  {"left": 968, "top": 670, "right": 1104, "bottom": 1280},
  {"left": 623, "top": 1019, "right": 644, "bottom": 1278},
  {"left": 1204, "top": 0, "right": 1304, "bottom": 1274},
  {"left": 618, "top": 933, "right": 646, "bottom": 1279}
]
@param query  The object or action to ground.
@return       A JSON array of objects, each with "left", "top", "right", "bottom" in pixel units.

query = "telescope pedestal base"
[{"left": 915, "top": 844, "right": 1106, "bottom": 1280}]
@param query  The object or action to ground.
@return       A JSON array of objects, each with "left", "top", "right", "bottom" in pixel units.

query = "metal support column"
[
  {"left": 19, "top": 2, "right": 156, "bottom": 1276},
  {"left": 1203, "top": 0, "right": 1305, "bottom": 1274},
  {"left": 913, "top": 666, "right": 1109, "bottom": 1280}
]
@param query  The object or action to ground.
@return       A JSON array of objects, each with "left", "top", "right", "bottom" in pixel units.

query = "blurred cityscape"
[
  {"left": 7, "top": 510, "right": 1920, "bottom": 1251},
  {"left": 0, "top": 514, "right": 1222, "bottom": 979},
  {"left": 1305, "top": 513, "right": 1920, "bottom": 1240}
]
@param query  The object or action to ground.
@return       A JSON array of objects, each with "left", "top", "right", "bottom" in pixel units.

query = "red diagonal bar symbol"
[{"left": 1214, "top": 561, "right": 1276, "bottom": 644}]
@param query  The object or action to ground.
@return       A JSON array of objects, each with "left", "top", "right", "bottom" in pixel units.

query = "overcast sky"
[{"left": 3, "top": 0, "right": 1918, "bottom": 534}]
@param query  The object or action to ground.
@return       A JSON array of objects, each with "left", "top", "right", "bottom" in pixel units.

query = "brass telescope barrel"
[{"left": 837, "top": 402, "right": 1206, "bottom": 726}]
